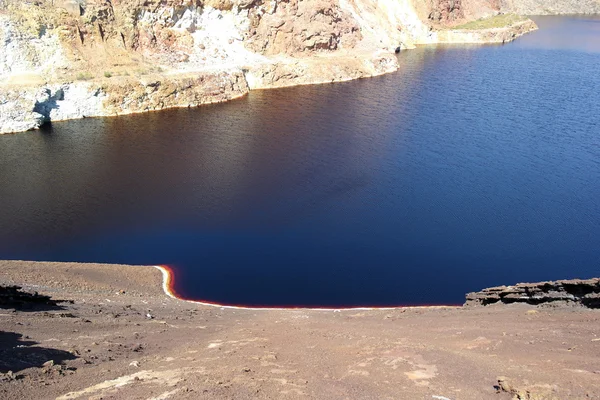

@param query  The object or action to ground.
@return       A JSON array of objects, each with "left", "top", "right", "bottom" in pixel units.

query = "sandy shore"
[{"left": 1, "top": 260, "right": 599, "bottom": 399}]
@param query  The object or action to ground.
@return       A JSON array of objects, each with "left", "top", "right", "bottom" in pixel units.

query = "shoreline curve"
[{"left": 153, "top": 264, "right": 460, "bottom": 311}]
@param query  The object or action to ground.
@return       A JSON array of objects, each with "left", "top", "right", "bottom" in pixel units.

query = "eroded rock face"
[
  {"left": 411, "top": 0, "right": 498, "bottom": 28},
  {"left": 0, "top": 71, "right": 249, "bottom": 134},
  {"left": 465, "top": 278, "right": 600, "bottom": 308},
  {"left": 2, "top": 0, "right": 476, "bottom": 81},
  {"left": 428, "top": 0, "right": 464, "bottom": 25},
  {"left": 0, "top": 89, "right": 46, "bottom": 134},
  {"left": 0, "top": 0, "right": 592, "bottom": 85},
  {"left": 243, "top": 0, "right": 361, "bottom": 55},
  {"left": 0, "top": 16, "right": 69, "bottom": 80},
  {"left": 100, "top": 70, "right": 249, "bottom": 115},
  {"left": 0, "top": 0, "right": 541, "bottom": 133}
]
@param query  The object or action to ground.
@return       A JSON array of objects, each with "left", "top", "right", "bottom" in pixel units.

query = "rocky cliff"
[
  {"left": 0, "top": 0, "right": 541, "bottom": 133},
  {"left": 466, "top": 278, "right": 600, "bottom": 308}
]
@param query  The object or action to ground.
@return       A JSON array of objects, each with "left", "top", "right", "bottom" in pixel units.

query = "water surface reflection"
[{"left": 0, "top": 16, "right": 599, "bottom": 306}]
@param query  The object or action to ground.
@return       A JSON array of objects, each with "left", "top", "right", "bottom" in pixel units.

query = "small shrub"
[
  {"left": 104, "top": 71, "right": 113, "bottom": 78},
  {"left": 76, "top": 73, "right": 93, "bottom": 81},
  {"left": 453, "top": 14, "right": 528, "bottom": 30}
]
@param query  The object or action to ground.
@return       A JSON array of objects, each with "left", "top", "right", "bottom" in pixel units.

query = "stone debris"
[
  {"left": 2, "top": 260, "right": 600, "bottom": 399},
  {"left": 494, "top": 376, "right": 560, "bottom": 400},
  {"left": 132, "top": 344, "right": 144, "bottom": 352},
  {"left": 0, "top": 371, "right": 18, "bottom": 381}
]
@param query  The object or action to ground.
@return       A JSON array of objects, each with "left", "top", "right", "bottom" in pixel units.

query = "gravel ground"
[{"left": 1, "top": 260, "right": 599, "bottom": 400}]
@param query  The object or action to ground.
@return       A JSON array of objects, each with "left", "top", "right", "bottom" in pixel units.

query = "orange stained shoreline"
[{"left": 154, "top": 265, "right": 461, "bottom": 311}]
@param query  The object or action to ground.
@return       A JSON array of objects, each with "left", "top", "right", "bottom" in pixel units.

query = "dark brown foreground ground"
[{"left": 1, "top": 260, "right": 599, "bottom": 400}]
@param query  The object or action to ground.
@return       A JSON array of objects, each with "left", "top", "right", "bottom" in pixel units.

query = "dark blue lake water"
[{"left": 0, "top": 16, "right": 599, "bottom": 307}]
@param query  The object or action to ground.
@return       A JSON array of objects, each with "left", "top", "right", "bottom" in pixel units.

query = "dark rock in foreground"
[{"left": 465, "top": 278, "right": 600, "bottom": 308}]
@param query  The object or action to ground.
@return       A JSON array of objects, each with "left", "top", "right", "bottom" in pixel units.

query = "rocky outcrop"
[
  {"left": 243, "top": 0, "right": 362, "bottom": 54},
  {"left": 0, "top": 16, "right": 69, "bottom": 81},
  {"left": 0, "top": 70, "right": 249, "bottom": 134},
  {"left": 101, "top": 70, "right": 248, "bottom": 115},
  {"left": 465, "top": 278, "right": 600, "bottom": 308},
  {"left": 411, "top": 0, "right": 502, "bottom": 28},
  {"left": 428, "top": 0, "right": 465, "bottom": 25},
  {"left": 0, "top": 89, "right": 46, "bottom": 133}
]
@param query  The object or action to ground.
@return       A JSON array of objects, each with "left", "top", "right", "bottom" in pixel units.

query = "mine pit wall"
[
  {"left": 0, "top": 55, "right": 400, "bottom": 134},
  {"left": 0, "top": 0, "right": 428, "bottom": 133},
  {"left": 2, "top": 0, "right": 591, "bottom": 134}
]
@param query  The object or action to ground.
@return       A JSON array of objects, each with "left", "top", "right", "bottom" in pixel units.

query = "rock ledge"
[{"left": 465, "top": 278, "right": 600, "bottom": 308}]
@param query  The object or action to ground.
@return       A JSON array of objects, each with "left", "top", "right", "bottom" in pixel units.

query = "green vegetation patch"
[
  {"left": 76, "top": 72, "right": 94, "bottom": 81},
  {"left": 454, "top": 14, "right": 528, "bottom": 30}
]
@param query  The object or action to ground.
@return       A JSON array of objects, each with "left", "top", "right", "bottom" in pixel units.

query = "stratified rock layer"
[
  {"left": 465, "top": 278, "right": 600, "bottom": 308},
  {"left": 0, "top": 70, "right": 249, "bottom": 134}
]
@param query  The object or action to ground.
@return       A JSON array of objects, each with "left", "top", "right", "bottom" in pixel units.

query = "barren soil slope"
[{"left": 1, "top": 260, "right": 599, "bottom": 400}]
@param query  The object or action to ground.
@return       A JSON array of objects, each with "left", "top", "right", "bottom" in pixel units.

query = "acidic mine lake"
[{"left": 0, "top": 16, "right": 599, "bottom": 307}]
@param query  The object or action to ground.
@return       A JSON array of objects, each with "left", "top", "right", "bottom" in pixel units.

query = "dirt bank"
[{"left": 1, "top": 260, "right": 599, "bottom": 399}]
